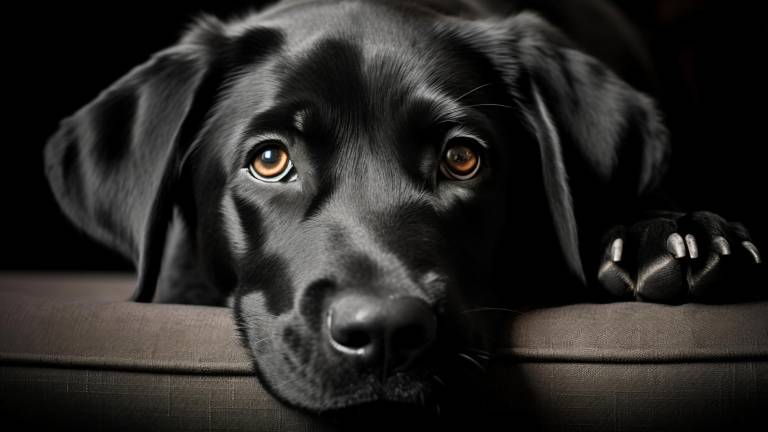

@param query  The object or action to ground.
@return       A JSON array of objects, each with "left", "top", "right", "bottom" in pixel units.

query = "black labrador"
[{"left": 44, "top": 0, "right": 762, "bottom": 414}]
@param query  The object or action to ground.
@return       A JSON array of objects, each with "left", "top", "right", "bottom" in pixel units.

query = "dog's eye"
[
  {"left": 248, "top": 141, "right": 296, "bottom": 182},
  {"left": 440, "top": 137, "right": 482, "bottom": 181}
]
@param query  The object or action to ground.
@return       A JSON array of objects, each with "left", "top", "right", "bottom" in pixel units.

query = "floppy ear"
[
  {"left": 44, "top": 21, "right": 224, "bottom": 302},
  {"left": 467, "top": 13, "right": 669, "bottom": 284}
]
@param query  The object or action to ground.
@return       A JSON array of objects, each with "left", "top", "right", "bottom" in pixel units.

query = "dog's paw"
[{"left": 596, "top": 211, "right": 762, "bottom": 303}]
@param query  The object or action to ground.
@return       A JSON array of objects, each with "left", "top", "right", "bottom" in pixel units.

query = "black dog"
[{"left": 44, "top": 0, "right": 762, "bottom": 413}]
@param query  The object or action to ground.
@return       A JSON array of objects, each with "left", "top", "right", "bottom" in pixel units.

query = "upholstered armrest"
[{"left": 1, "top": 274, "right": 766, "bottom": 431}]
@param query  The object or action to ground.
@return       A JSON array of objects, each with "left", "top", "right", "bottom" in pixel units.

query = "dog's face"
[
  {"left": 44, "top": 0, "right": 668, "bottom": 413},
  {"left": 195, "top": 3, "right": 514, "bottom": 410}
]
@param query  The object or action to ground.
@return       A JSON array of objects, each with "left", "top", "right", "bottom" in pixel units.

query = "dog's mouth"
[
  {"left": 330, "top": 371, "right": 436, "bottom": 407},
  {"left": 248, "top": 342, "right": 491, "bottom": 413},
  {"left": 236, "top": 287, "right": 493, "bottom": 413},
  {"left": 305, "top": 358, "right": 490, "bottom": 427},
  {"left": 252, "top": 356, "right": 442, "bottom": 412}
]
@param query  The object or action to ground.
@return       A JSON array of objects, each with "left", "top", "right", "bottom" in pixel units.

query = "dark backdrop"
[{"left": 3, "top": 0, "right": 765, "bottom": 272}]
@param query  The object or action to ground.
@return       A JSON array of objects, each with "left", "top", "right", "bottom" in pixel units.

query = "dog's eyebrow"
[
  {"left": 444, "top": 125, "right": 490, "bottom": 149},
  {"left": 409, "top": 88, "right": 495, "bottom": 145},
  {"left": 242, "top": 107, "right": 299, "bottom": 138},
  {"left": 413, "top": 87, "right": 468, "bottom": 126}
]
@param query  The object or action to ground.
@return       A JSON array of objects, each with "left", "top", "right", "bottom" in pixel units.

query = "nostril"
[
  {"left": 331, "top": 324, "right": 372, "bottom": 350},
  {"left": 327, "top": 295, "right": 382, "bottom": 356},
  {"left": 327, "top": 294, "right": 436, "bottom": 371}
]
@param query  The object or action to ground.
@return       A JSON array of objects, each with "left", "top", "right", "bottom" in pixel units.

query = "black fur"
[{"left": 44, "top": 0, "right": 762, "bottom": 414}]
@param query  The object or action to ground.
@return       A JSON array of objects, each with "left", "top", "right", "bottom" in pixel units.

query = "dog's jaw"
[{"left": 234, "top": 290, "right": 442, "bottom": 411}]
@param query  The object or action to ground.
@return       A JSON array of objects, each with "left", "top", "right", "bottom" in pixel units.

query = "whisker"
[
  {"left": 250, "top": 337, "right": 272, "bottom": 346},
  {"left": 465, "top": 103, "right": 515, "bottom": 110},
  {"left": 432, "top": 374, "right": 447, "bottom": 389},
  {"left": 239, "top": 335, "right": 276, "bottom": 356},
  {"left": 271, "top": 370, "right": 307, "bottom": 392},
  {"left": 269, "top": 356, "right": 313, "bottom": 392},
  {"left": 461, "top": 348, "right": 491, "bottom": 359},
  {"left": 455, "top": 83, "right": 492, "bottom": 102},
  {"left": 457, "top": 352, "right": 487, "bottom": 374}
]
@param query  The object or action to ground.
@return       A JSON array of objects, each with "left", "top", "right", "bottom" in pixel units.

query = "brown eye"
[
  {"left": 248, "top": 141, "right": 296, "bottom": 182},
  {"left": 440, "top": 137, "right": 482, "bottom": 180}
]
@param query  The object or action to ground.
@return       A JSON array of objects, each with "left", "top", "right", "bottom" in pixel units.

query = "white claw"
[
  {"left": 610, "top": 238, "right": 624, "bottom": 262},
  {"left": 685, "top": 234, "right": 699, "bottom": 259},
  {"left": 742, "top": 241, "right": 762, "bottom": 264},
  {"left": 666, "top": 233, "right": 686, "bottom": 259},
  {"left": 713, "top": 236, "right": 731, "bottom": 256}
]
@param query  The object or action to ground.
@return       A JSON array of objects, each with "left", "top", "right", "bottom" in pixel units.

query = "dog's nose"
[{"left": 327, "top": 294, "right": 436, "bottom": 372}]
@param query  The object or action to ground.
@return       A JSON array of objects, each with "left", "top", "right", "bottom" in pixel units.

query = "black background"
[{"left": 2, "top": 1, "right": 765, "bottom": 273}]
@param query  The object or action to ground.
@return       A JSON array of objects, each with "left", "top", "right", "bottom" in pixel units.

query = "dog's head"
[{"left": 44, "top": 0, "right": 667, "bottom": 412}]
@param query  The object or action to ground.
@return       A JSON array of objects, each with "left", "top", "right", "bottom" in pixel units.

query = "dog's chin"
[
  {"left": 317, "top": 378, "right": 442, "bottom": 429},
  {"left": 348, "top": 372, "right": 436, "bottom": 406},
  {"left": 271, "top": 371, "right": 439, "bottom": 413}
]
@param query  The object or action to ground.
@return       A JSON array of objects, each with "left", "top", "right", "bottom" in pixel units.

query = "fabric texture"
[{"left": 1, "top": 273, "right": 766, "bottom": 431}]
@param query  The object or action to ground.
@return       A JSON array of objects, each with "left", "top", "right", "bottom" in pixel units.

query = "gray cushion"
[{"left": 1, "top": 273, "right": 767, "bottom": 431}]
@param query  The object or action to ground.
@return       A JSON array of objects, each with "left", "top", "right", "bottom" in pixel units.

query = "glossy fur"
[{"left": 44, "top": 0, "right": 762, "bottom": 413}]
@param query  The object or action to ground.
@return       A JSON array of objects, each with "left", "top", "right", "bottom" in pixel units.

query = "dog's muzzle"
[{"left": 327, "top": 294, "right": 436, "bottom": 376}]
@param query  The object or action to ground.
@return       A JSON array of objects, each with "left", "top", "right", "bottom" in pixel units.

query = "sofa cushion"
[{"left": 1, "top": 273, "right": 766, "bottom": 430}]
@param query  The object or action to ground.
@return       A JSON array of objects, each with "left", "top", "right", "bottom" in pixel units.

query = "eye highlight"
[
  {"left": 440, "top": 136, "right": 482, "bottom": 181},
  {"left": 248, "top": 140, "right": 297, "bottom": 182}
]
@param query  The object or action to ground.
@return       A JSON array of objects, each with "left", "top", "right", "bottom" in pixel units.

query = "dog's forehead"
[
  {"left": 223, "top": 0, "right": 486, "bottom": 106},
  {"left": 231, "top": 0, "right": 440, "bottom": 50},
  {"left": 207, "top": 4, "right": 498, "bottom": 168}
]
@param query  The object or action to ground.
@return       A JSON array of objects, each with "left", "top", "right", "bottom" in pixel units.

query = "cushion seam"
[{"left": 0, "top": 352, "right": 254, "bottom": 375}]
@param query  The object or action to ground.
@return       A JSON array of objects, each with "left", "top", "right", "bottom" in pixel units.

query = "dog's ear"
[
  {"left": 44, "top": 18, "right": 227, "bottom": 301},
  {"left": 466, "top": 13, "right": 669, "bottom": 284}
]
